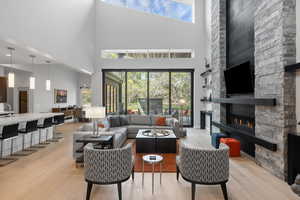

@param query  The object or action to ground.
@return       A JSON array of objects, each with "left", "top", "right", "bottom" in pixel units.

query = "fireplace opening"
[{"left": 227, "top": 104, "right": 255, "bottom": 157}]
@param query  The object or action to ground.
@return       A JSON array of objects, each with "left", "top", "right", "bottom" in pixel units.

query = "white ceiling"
[{"left": 0, "top": 39, "right": 58, "bottom": 67}]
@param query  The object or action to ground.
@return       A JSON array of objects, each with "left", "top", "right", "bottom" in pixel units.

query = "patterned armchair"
[
  {"left": 176, "top": 142, "right": 229, "bottom": 200},
  {"left": 84, "top": 143, "right": 134, "bottom": 200}
]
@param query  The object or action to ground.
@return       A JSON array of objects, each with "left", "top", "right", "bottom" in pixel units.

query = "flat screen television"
[{"left": 224, "top": 61, "right": 254, "bottom": 95}]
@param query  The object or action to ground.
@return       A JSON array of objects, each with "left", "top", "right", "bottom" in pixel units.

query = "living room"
[{"left": 0, "top": 0, "right": 300, "bottom": 200}]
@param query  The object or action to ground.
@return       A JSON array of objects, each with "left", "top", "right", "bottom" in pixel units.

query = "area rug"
[
  {"left": 130, "top": 141, "right": 178, "bottom": 173},
  {"left": 134, "top": 153, "right": 177, "bottom": 172}
]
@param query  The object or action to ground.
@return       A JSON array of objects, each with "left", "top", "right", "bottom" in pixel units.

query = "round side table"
[{"left": 142, "top": 154, "right": 163, "bottom": 194}]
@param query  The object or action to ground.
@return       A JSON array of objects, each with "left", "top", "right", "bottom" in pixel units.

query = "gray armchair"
[
  {"left": 176, "top": 142, "right": 229, "bottom": 200},
  {"left": 84, "top": 143, "right": 134, "bottom": 200}
]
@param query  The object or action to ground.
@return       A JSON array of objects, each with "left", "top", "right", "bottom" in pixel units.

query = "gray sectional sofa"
[
  {"left": 73, "top": 115, "right": 184, "bottom": 161},
  {"left": 104, "top": 115, "right": 182, "bottom": 139}
]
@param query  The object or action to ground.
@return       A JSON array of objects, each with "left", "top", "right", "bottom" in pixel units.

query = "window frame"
[
  {"left": 101, "top": 49, "right": 195, "bottom": 59},
  {"left": 102, "top": 69, "right": 194, "bottom": 127}
]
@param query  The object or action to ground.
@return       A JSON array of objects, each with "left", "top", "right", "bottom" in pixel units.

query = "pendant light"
[
  {"left": 29, "top": 55, "right": 36, "bottom": 90},
  {"left": 45, "top": 60, "right": 51, "bottom": 91},
  {"left": 7, "top": 47, "right": 15, "bottom": 88}
]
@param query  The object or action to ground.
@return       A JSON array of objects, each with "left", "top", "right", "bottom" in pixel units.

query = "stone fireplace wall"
[
  {"left": 211, "top": 0, "right": 227, "bottom": 131},
  {"left": 254, "top": 0, "right": 297, "bottom": 180},
  {"left": 211, "top": 0, "right": 297, "bottom": 180}
]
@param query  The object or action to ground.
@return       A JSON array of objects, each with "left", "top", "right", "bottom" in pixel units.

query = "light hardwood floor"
[{"left": 0, "top": 123, "right": 298, "bottom": 200}]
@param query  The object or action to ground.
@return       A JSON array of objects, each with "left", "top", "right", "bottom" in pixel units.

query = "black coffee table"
[
  {"left": 136, "top": 129, "right": 177, "bottom": 154},
  {"left": 75, "top": 135, "right": 113, "bottom": 163}
]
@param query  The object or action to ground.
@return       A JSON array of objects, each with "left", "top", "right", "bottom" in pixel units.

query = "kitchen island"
[
  {"left": 0, "top": 113, "right": 63, "bottom": 127},
  {"left": 0, "top": 113, "right": 64, "bottom": 158}
]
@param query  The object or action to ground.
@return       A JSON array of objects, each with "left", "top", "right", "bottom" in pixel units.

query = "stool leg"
[
  {"left": 39, "top": 130, "right": 41, "bottom": 144},
  {"left": 22, "top": 134, "right": 25, "bottom": 150},
  {"left": 30, "top": 132, "right": 33, "bottom": 146},
  {"left": 152, "top": 163, "right": 154, "bottom": 194},
  {"left": 142, "top": 160, "right": 144, "bottom": 187},
  {"left": 160, "top": 162, "right": 162, "bottom": 184},
  {"left": 10, "top": 138, "right": 14, "bottom": 155},
  {"left": 0, "top": 140, "right": 3, "bottom": 158}
]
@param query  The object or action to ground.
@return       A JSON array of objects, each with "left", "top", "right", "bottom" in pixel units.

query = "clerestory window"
[{"left": 101, "top": 0, "right": 194, "bottom": 23}]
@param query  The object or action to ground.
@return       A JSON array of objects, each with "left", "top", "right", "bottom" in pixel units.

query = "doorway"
[{"left": 19, "top": 90, "right": 28, "bottom": 114}]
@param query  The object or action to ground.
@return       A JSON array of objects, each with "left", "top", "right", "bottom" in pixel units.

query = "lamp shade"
[
  {"left": 8, "top": 72, "right": 15, "bottom": 88},
  {"left": 46, "top": 80, "right": 51, "bottom": 91},
  {"left": 85, "top": 107, "right": 106, "bottom": 119},
  {"left": 29, "top": 76, "right": 35, "bottom": 90},
  {"left": 179, "top": 99, "right": 186, "bottom": 105}
]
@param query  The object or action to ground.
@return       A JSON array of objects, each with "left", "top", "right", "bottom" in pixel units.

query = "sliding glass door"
[
  {"left": 127, "top": 72, "right": 148, "bottom": 115},
  {"left": 171, "top": 72, "right": 192, "bottom": 126},
  {"left": 103, "top": 70, "right": 194, "bottom": 126},
  {"left": 149, "top": 72, "right": 170, "bottom": 115}
]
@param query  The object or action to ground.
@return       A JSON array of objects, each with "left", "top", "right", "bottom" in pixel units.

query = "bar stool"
[
  {"left": 31, "top": 117, "right": 53, "bottom": 148},
  {"left": 49, "top": 114, "right": 65, "bottom": 142},
  {"left": 0, "top": 123, "right": 19, "bottom": 166},
  {"left": 15, "top": 120, "right": 38, "bottom": 156},
  {"left": 38, "top": 117, "right": 53, "bottom": 145}
]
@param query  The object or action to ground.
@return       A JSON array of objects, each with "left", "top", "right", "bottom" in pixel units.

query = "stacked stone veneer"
[
  {"left": 211, "top": 0, "right": 227, "bottom": 131},
  {"left": 211, "top": 0, "right": 297, "bottom": 180},
  {"left": 254, "top": 0, "right": 296, "bottom": 180}
]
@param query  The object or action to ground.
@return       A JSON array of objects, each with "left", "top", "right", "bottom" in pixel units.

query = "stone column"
[
  {"left": 254, "top": 0, "right": 297, "bottom": 180},
  {"left": 211, "top": 0, "right": 227, "bottom": 130}
]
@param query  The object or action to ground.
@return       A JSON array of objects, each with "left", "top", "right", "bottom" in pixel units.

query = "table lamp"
[{"left": 84, "top": 107, "right": 106, "bottom": 135}]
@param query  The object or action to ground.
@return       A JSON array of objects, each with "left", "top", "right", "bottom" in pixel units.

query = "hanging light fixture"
[
  {"left": 45, "top": 60, "right": 51, "bottom": 91},
  {"left": 29, "top": 55, "right": 36, "bottom": 90},
  {"left": 7, "top": 47, "right": 15, "bottom": 88}
]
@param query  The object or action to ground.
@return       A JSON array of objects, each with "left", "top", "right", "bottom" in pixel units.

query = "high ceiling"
[{"left": 0, "top": 39, "right": 57, "bottom": 67}]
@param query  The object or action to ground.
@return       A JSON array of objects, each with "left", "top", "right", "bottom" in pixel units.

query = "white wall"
[
  {"left": 2, "top": 65, "right": 80, "bottom": 113},
  {"left": 95, "top": 0, "right": 207, "bottom": 127},
  {"left": 0, "top": 0, "right": 95, "bottom": 73},
  {"left": 78, "top": 73, "right": 92, "bottom": 106},
  {"left": 204, "top": 0, "right": 212, "bottom": 63},
  {"left": 32, "top": 65, "right": 79, "bottom": 112},
  {"left": 4, "top": 69, "right": 34, "bottom": 113},
  {"left": 296, "top": 0, "right": 300, "bottom": 131},
  {"left": 0, "top": 66, "right": 4, "bottom": 76}
]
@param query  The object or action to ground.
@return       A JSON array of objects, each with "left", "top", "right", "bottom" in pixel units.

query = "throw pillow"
[
  {"left": 130, "top": 115, "right": 151, "bottom": 125},
  {"left": 108, "top": 116, "right": 121, "bottom": 127},
  {"left": 156, "top": 117, "right": 166, "bottom": 126},
  {"left": 119, "top": 115, "right": 129, "bottom": 126},
  {"left": 98, "top": 123, "right": 105, "bottom": 128}
]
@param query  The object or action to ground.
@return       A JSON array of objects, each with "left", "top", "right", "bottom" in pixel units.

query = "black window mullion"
[
  {"left": 112, "top": 86, "right": 115, "bottom": 113},
  {"left": 125, "top": 72, "right": 128, "bottom": 114},
  {"left": 147, "top": 72, "right": 150, "bottom": 115},
  {"left": 191, "top": 71, "right": 194, "bottom": 127},
  {"left": 169, "top": 72, "right": 172, "bottom": 115}
]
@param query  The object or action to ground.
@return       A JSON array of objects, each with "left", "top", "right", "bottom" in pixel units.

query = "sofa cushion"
[
  {"left": 119, "top": 115, "right": 129, "bottom": 126},
  {"left": 78, "top": 123, "right": 109, "bottom": 132},
  {"left": 151, "top": 126, "right": 173, "bottom": 130},
  {"left": 127, "top": 125, "right": 152, "bottom": 135},
  {"left": 129, "top": 115, "right": 151, "bottom": 125},
  {"left": 166, "top": 118, "right": 174, "bottom": 126},
  {"left": 109, "top": 127, "right": 128, "bottom": 134},
  {"left": 107, "top": 116, "right": 121, "bottom": 127},
  {"left": 78, "top": 123, "right": 94, "bottom": 131}
]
